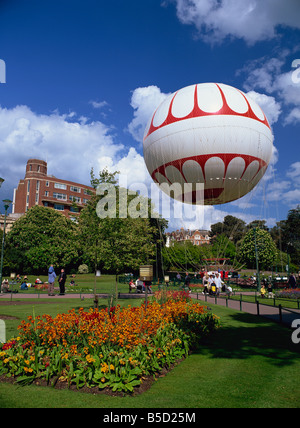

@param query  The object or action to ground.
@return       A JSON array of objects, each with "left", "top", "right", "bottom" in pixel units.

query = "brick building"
[
  {"left": 13, "top": 159, "right": 95, "bottom": 219},
  {"left": 166, "top": 227, "right": 211, "bottom": 246}
]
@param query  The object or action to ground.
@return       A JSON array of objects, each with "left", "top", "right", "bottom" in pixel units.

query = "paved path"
[
  {"left": 1, "top": 291, "right": 300, "bottom": 328},
  {"left": 191, "top": 292, "right": 300, "bottom": 328}
]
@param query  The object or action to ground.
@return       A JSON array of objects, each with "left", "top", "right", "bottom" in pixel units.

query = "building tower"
[{"left": 13, "top": 159, "right": 94, "bottom": 218}]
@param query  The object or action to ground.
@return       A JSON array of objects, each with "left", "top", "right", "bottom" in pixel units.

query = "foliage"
[
  {"left": 79, "top": 192, "right": 156, "bottom": 274},
  {"left": 270, "top": 206, "right": 300, "bottom": 267},
  {"left": 90, "top": 166, "right": 119, "bottom": 188},
  {"left": 211, "top": 234, "right": 236, "bottom": 260},
  {"left": 238, "top": 228, "right": 277, "bottom": 269},
  {"left": 6, "top": 206, "right": 80, "bottom": 274},
  {"left": 0, "top": 294, "right": 219, "bottom": 393},
  {"left": 162, "top": 241, "right": 202, "bottom": 272},
  {"left": 79, "top": 168, "right": 166, "bottom": 275},
  {"left": 210, "top": 215, "right": 246, "bottom": 244},
  {"left": 162, "top": 234, "right": 238, "bottom": 272},
  {"left": 0, "top": 229, "right": 13, "bottom": 276},
  {"left": 78, "top": 264, "right": 89, "bottom": 274}
]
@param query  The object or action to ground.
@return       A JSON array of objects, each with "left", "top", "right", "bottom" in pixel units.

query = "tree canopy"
[
  {"left": 78, "top": 168, "right": 166, "bottom": 275},
  {"left": 210, "top": 215, "right": 246, "bottom": 244},
  {"left": 6, "top": 206, "right": 80, "bottom": 274},
  {"left": 238, "top": 228, "right": 277, "bottom": 269}
]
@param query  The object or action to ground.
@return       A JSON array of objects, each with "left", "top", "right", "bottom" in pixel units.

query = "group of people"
[
  {"left": 201, "top": 272, "right": 232, "bottom": 296},
  {"left": 129, "top": 278, "right": 152, "bottom": 294},
  {"left": 260, "top": 284, "right": 274, "bottom": 298},
  {"left": 1, "top": 266, "right": 73, "bottom": 295},
  {"left": 48, "top": 265, "right": 66, "bottom": 296}
]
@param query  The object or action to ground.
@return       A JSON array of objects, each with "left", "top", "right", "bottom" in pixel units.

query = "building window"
[
  {"left": 37, "top": 165, "right": 40, "bottom": 172},
  {"left": 83, "top": 198, "right": 89, "bottom": 204},
  {"left": 45, "top": 191, "right": 49, "bottom": 197},
  {"left": 53, "top": 192, "right": 67, "bottom": 200},
  {"left": 27, "top": 180, "right": 30, "bottom": 193},
  {"left": 36, "top": 180, "right": 40, "bottom": 191},
  {"left": 46, "top": 181, "right": 49, "bottom": 187},
  {"left": 29, "top": 165, "right": 32, "bottom": 171},
  {"left": 35, "top": 194, "right": 39, "bottom": 203},
  {"left": 70, "top": 186, "right": 81, "bottom": 193},
  {"left": 54, "top": 204, "right": 64, "bottom": 211},
  {"left": 44, "top": 202, "right": 49, "bottom": 207},
  {"left": 70, "top": 206, "right": 79, "bottom": 213},
  {"left": 83, "top": 189, "right": 91, "bottom": 195},
  {"left": 54, "top": 183, "right": 67, "bottom": 190},
  {"left": 69, "top": 196, "right": 81, "bottom": 203}
]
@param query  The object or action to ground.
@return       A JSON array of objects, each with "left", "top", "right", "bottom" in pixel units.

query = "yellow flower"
[
  {"left": 0, "top": 351, "right": 6, "bottom": 358},
  {"left": 86, "top": 354, "right": 96, "bottom": 363},
  {"left": 3, "top": 358, "right": 9, "bottom": 364},
  {"left": 101, "top": 363, "right": 108, "bottom": 373},
  {"left": 109, "top": 364, "right": 115, "bottom": 371}
]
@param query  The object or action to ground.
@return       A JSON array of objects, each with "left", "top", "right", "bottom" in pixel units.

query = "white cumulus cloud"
[
  {"left": 0, "top": 104, "right": 125, "bottom": 196},
  {"left": 170, "top": 0, "right": 300, "bottom": 44},
  {"left": 127, "top": 86, "right": 170, "bottom": 143}
]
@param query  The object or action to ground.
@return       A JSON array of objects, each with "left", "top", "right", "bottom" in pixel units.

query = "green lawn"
[
  {"left": 0, "top": 295, "right": 299, "bottom": 408},
  {"left": 9, "top": 273, "right": 121, "bottom": 294},
  {"left": 228, "top": 292, "right": 300, "bottom": 310}
]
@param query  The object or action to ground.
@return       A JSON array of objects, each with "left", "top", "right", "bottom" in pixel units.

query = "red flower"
[{"left": 2, "top": 340, "right": 16, "bottom": 350}]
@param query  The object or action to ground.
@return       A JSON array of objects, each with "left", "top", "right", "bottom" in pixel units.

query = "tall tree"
[
  {"left": 6, "top": 206, "right": 80, "bottom": 273},
  {"left": 238, "top": 228, "right": 277, "bottom": 269},
  {"left": 210, "top": 215, "right": 246, "bottom": 244},
  {"left": 281, "top": 206, "right": 300, "bottom": 265},
  {"left": 79, "top": 168, "right": 161, "bottom": 282}
]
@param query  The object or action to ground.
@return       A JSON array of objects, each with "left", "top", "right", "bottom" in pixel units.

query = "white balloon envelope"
[{"left": 143, "top": 83, "right": 274, "bottom": 205}]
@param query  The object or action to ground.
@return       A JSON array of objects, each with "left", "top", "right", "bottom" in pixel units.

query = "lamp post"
[{"left": 0, "top": 199, "right": 12, "bottom": 292}]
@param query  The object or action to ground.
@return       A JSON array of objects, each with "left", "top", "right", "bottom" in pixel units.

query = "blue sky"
[{"left": 0, "top": 0, "right": 299, "bottom": 230}]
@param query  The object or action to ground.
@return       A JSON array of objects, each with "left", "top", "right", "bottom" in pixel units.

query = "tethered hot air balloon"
[{"left": 143, "top": 83, "right": 273, "bottom": 205}]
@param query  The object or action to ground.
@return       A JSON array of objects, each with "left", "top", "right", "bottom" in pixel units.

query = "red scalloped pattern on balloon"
[
  {"left": 144, "top": 84, "right": 270, "bottom": 141},
  {"left": 151, "top": 152, "right": 267, "bottom": 203}
]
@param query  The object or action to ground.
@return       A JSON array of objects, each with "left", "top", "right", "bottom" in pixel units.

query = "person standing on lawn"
[
  {"left": 288, "top": 273, "right": 297, "bottom": 289},
  {"left": 58, "top": 268, "right": 66, "bottom": 295},
  {"left": 48, "top": 264, "right": 56, "bottom": 296},
  {"left": 215, "top": 273, "right": 224, "bottom": 295}
]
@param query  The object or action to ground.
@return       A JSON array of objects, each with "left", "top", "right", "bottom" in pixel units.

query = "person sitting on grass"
[{"left": 20, "top": 280, "right": 28, "bottom": 290}]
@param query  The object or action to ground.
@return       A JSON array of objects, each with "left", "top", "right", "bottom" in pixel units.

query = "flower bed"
[
  {"left": 275, "top": 288, "right": 300, "bottom": 300},
  {"left": 0, "top": 292, "right": 220, "bottom": 393}
]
